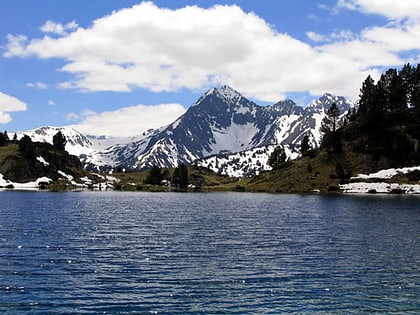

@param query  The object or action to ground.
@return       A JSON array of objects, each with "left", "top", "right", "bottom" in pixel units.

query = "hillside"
[
  {"left": 0, "top": 138, "right": 113, "bottom": 190},
  {"left": 229, "top": 108, "right": 420, "bottom": 194}
]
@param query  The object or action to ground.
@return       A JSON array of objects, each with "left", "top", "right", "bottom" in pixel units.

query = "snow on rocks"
[
  {"left": 340, "top": 182, "right": 420, "bottom": 194},
  {"left": 351, "top": 166, "right": 420, "bottom": 180},
  {"left": 0, "top": 173, "right": 52, "bottom": 190},
  {"left": 340, "top": 166, "right": 420, "bottom": 194}
]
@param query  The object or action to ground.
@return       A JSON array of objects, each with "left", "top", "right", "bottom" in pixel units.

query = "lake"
[{"left": 0, "top": 191, "right": 419, "bottom": 314}]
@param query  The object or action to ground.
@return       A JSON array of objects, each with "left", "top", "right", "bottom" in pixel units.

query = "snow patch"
[
  {"left": 340, "top": 182, "right": 420, "bottom": 194},
  {"left": 37, "top": 156, "right": 49, "bottom": 166},
  {"left": 0, "top": 173, "right": 52, "bottom": 190},
  {"left": 352, "top": 166, "right": 420, "bottom": 180}
]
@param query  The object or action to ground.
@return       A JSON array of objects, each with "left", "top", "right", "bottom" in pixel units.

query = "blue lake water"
[{"left": 0, "top": 191, "right": 419, "bottom": 314}]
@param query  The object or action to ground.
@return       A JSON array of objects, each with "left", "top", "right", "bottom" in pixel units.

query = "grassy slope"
[
  {"left": 213, "top": 111, "right": 420, "bottom": 194},
  {"left": 112, "top": 166, "right": 238, "bottom": 191}
]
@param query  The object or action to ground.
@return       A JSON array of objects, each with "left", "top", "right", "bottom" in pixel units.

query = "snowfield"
[{"left": 340, "top": 166, "right": 420, "bottom": 194}]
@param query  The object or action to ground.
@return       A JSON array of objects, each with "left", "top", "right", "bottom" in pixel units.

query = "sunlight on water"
[{"left": 0, "top": 191, "right": 419, "bottom": 314}]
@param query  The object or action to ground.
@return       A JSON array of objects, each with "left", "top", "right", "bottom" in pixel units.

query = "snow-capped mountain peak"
[{"left": 18, "top": 126, "right": 93, "bottom": 156}]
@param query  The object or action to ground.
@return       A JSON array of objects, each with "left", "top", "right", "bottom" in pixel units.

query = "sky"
[{"left": 1, "top": 0, "right": 420, "bottom": 137}]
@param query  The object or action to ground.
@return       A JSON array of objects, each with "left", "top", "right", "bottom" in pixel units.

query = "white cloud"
[
  {"left": 26, "top": 82, "right": 47, "bottom": 89},
  {"left": 65, "top": 112, "right": 79, "bottom": 121},
  {"left": 336, "top": 0, "right": 420, "bottom": 20},
  {"left": 4, "top": 1, "right": 420, "bottom": 102},
  {"left": 40, "top": 20, "right": 78, "bottom": 35},
  {"left": 70, "top": 103, "right": 186, "bottom": 137},
  {"left": 48, "top": 100, "right": 56, "bottom": 106},
  {"left": 306, "top": 30, "right": 355, "bottom": 43},
  {"left": 0, "top": 92, "right": 27, "bottom": 123}
]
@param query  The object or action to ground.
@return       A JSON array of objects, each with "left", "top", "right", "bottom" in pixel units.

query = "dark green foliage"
[
  {"left": 18, "top": 135, "right": 37, "bottom": 162},
  {"left": 358, "top": 63, "right": 420, "bottom": 123},
  {"left": 0, "top": 133, "right": 6, "bottom": 147},
  {"left": 1, "top": 139, "right": 83, "bottom": 183},
  {"left": 173, "top": 164, "right": 189, "bottom": 188},
  {"left": 3, "top": 131, "right": 9, "bottom": 142},
  {"left": 53, "top": 131, "right": 67, "bottom": 151},
  {"left": 300, "top": 134, "right": 311, "bottom": 157},
  {"left": 321, "top": 103, "right": 342, "bottom": 153},
  {"left": 345, "top": 64, "right": 420, "bottom": 165},
  {"left": 321, "top": 102, "right": 339, "bottom": 133},
  {"left": 0, "top": 131, "right": 10, "bottom": 147},
  {"left": 268, "top": 146, "right": 287, "bottom": 170},
  {"left": 145, "top": 165, "right": 163, "bottom": 185}
]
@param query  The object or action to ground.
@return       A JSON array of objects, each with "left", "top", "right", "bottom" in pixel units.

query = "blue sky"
[{"left": 1, "top": 0, "right": 419, "bottom": 137}]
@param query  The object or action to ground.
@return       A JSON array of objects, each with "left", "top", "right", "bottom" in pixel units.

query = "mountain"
[
  {"left": 193, "top": 91, "right": 355, "bottom": 177},
  {"left": 19, "top": 86, "right": 355, "bottom": 175},
  {"left": 91, "top": 86, "right": 354, "bottom": 173},
  {"left": 17, "top": 126, "right": 94, "bottom": 156}
]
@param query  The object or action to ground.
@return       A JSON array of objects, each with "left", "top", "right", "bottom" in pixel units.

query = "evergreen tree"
[
  {"left": 300, "top": 134, "right": 311, "bottom": 157},
  {"left": 379, "top": 68, "right": 406, "bottom": 112},
  {"left": 3, "top": 131, "right": 9, "bottom": 143},
  {"left": 321, "top": 103, "right": 342, "bottom": 153},
  {"left": 268, "top": 146, "right": 287, "bottom": 170},
  {"left": 172, "top": 164, "right": 189, "bottom": 188},
  {"left": 358, "top": 75, "right": 377, "bottom": 118},
  {"left": 146, "top": 165, "right": 163, "bottom": 185},
  {"left": 0, "top": 132, "right": 6, "bottom": 147},
  {"left": 53, "top": 131, "right": 67, "bottom": 151},
  {"left": 399, "top": 63, "right": 416, "bottom": 107},
  {"left": 321, "top": 102, "right": 339, "bottom": 133},
  {"left": 18, "top": 135, "right": 36, "bottom": 162}
]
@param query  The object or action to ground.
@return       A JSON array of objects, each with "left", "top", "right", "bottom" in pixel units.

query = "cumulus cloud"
[
  {"left": 3, "top": 1, "right": 420, "bottom": 101},
  {"left": 70, "top": 103, "right": 186, "bottom": 137},
  {"left": 0, "top": 92, "right": 27, "bottom": 124}
]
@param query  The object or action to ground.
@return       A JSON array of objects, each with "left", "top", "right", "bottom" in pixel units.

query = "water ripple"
[{"left": 0, "top": 191, "right": 419, "bottom": 314}]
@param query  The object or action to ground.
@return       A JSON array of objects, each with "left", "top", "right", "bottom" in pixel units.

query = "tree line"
[
  {"left": 359, "top": 63, "right": 420, "bottom": 122},
  {"left": 0, "top": 130, "right": 67, "bottom": 162},
  {"left": 145, "top": 164, "right": 189, "bottom": 189}
]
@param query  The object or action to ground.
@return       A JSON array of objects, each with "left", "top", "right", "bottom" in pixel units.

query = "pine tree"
[
  {"left": 18, "top": 135, "right": 36, "bottom": 162},
  {"left": 172, "top": 164, "right": 188, "bottom": 188},
  {"left": 0, "top": 132, "right": 6, "bottom": 147},
  {"left": 321, "top": 102, "right": 339, "bottom": 134},
  {"left": 146, "top": 165, "right": 163, "bottom": 185},
  {"left": 3, "top": 131, "right": 9, "bottom": 143},
  {"left": 321, "top": 103, "right": 342, "bottom": 153},
  {"left": 53, "top": 131, "right": 67, "bottom": 151},
  {"left": 300, "top": 134, "right": 311, "bottom": 157},
  {"left": 268, "top": 146, "right": 287, "bottom": 170},
  {"left": 399, "top": 63, "right": 416, "bottom": 107},
  {"left": 358, "top": 75, "right": 379, "bottom": 116}
]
